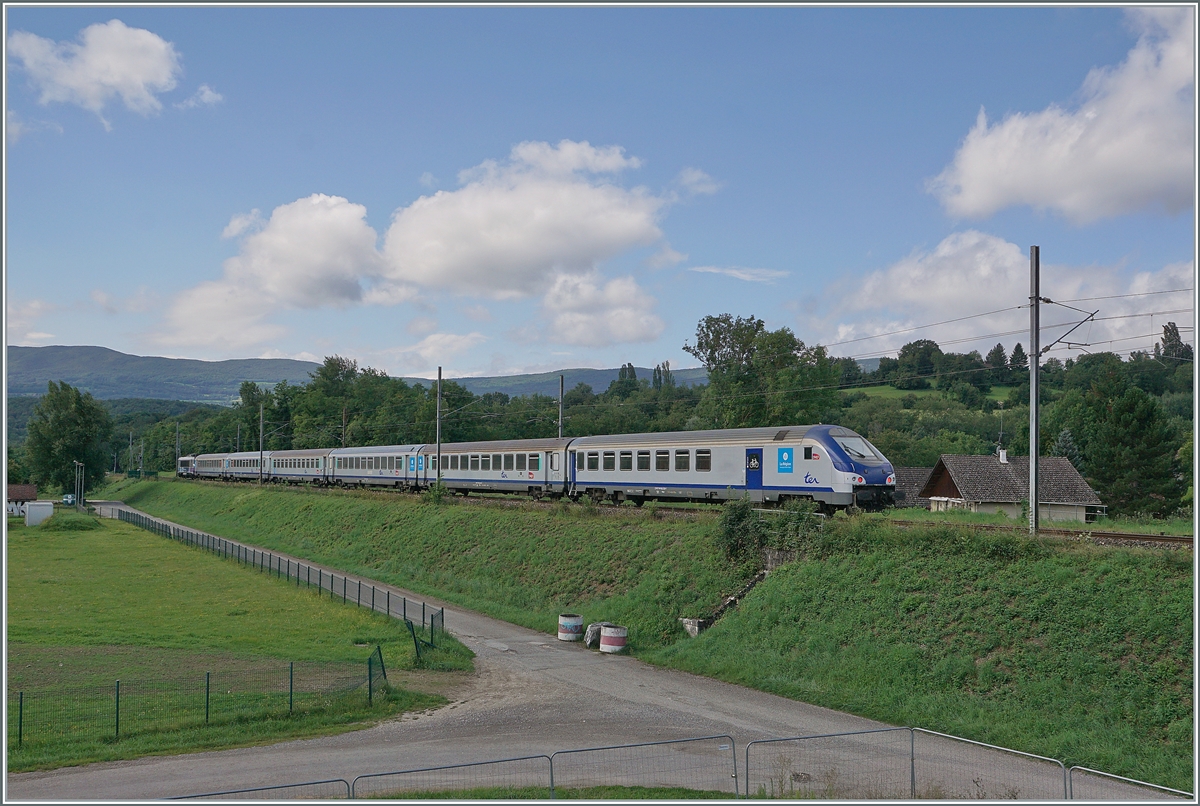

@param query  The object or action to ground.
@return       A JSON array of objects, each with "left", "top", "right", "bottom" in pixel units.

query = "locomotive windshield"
[{"left": 833, "top": 435, "right": 886, "bottom": 463}]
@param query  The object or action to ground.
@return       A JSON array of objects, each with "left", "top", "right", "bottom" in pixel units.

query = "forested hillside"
[{"left": 8, "top": 316, "right": 1192, "bottom": 516}]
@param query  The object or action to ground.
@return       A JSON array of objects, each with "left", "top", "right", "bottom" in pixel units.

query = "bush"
[{"left": 716, "top": 497, "right": 767, "bottom": 563}]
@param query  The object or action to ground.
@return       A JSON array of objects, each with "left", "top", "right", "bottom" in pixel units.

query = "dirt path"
[{"left": 5, "top": 504, "right": 1177, "bottom": 801}]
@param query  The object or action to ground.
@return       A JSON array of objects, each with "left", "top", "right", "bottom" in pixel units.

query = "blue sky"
[{"left": 5, "top": 6, "right": 1195, "bottom": 379}]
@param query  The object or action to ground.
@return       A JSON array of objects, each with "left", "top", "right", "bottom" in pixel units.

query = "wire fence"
[
  {"left": 352, "top": 756, "right": 553, "bottom": 798},
  {"left": 175, "top": 730, "right": 1191, "bottom": 800},
  {"left": 169, "top": 779, "right": 352, "bottom": 800},
  {"left": 744, "top": 727, "right": 914, "bottom": 799},
  {"left": 8, "top": 657, "right": 377, "bottom": 751},
  {"left": 113, "top": 509, "right": 446, "bottom": 645}
]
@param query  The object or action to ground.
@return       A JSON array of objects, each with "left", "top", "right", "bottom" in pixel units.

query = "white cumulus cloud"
[
  {"left": 929, "top": 7, "right": 1194, "bottom": 223},
  {"left": 156, "top": 194, "right": 382, "bottom": 349},
  {"left": 8, "top": 19, "right": 182, "bottom": 130},
  {"left": 676, "top": 167, "right": 721, "bottom": 196},
  {"left": 382, "top": 140, "right": 664, "bottom": 299},
  {"left": 543, "top": 273, "right": 665, "bottom": 347},
  {"left": 175, "top": 83, "right": 223, "bottom": 109},
  {"left": 821, "top": 230, "right": 1195, "bottom": 360}
]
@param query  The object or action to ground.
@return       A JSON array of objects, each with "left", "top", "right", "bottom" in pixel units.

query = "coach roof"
[{"left": 569, "top": 426, "right": 828, "bottom": 449}]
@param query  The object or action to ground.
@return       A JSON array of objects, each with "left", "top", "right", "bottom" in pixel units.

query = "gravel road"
[{"left": 5, "top": 504, "right": 1182, "bottom": 801}]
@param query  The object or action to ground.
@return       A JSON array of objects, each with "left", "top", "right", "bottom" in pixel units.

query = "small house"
[
  {"left": 6, "top": 484, "right": 37, "bottom": 517},
  {"left": 919, "top": 452, "right": 1105, "bottom": 523}
]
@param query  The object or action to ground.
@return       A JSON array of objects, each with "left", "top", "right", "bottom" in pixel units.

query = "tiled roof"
[
  {"left": 893, "top": 467, "right": 933, "bottom": 508},
  {"left": 7, "top": 484, "right": 37, "bottom": 502},
  {"left": 919, "top": 455, "right": 1103, "bottom": 506}
]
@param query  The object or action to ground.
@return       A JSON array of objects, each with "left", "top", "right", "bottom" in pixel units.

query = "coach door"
[{"left": 745, "top": 448, "right": 764, "bottom": 499}]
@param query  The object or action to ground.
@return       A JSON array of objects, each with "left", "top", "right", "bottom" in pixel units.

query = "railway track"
[{"left": 884, "top": 519, "right": 1193, "bottom": 548}]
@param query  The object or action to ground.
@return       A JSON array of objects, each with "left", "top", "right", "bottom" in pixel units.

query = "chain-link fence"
[
  {"left": 114, "top": 509, "right": 446, "bottom": 642},
  {"left": 8, "top": 657, "right": 377, "bottom": 751}
]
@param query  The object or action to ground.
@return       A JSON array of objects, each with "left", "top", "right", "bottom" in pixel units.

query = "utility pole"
[
  {"left": 237, "top": 423, "right": 241, "bottom": 453},
  {"left": 436, "top": 366, "right": 442, "bottom": 485},
  {"left": 175, "top": 422, "right": 181, "bottom": 468},
  {"left": 259, "top": 403, "right": 264, "bottom": 485},
  {"left": 1029, "top": 245, "right": 1040, "bottom": 536},
  {"left": 128, "top": 432, "right": 133, "bottom": 474},
  {"left": 342, "top": 407, "right": 347, "bottom": 448},
  {"left": 139, "top": 439, "right": 144, "bottom": 475},
  {"left": 558, "top": 374, "right": 564, "bottom": 438}
]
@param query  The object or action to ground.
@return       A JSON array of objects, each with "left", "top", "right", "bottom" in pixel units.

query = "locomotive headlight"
[
  {"left": 846, "top": 472, "right": 865, "bottom": 484},
  {"left": 886, "top": 474, "right": 895, "bottom": 485}
]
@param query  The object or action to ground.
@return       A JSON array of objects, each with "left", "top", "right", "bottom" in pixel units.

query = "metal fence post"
[
  {"left": 372, "top": 585, "right": 375, "bottom": 612},
  {"left": 387, "top": 589, "right": 390, "bottom": 616},
  {"left": 357, "top": 580, "right": 361, "bottom": 607},
  {"left": 909, "top": 727, "right": 915, "bottom": 798},
  {"left": 290, "top": 662, "right": 294, "bottom": 712},
  {"left": 18, "top": 691, "right": 23, "bottom": 748},
  {"left": 343, "top": 576, "right": 346, "bottom": 603},
  {"left": 205, "top": 672, "right": 210, "bottom": 724},
  {"left": 115, "top": 680, "right": 120, "bottom": 739},
  {"left": 368, "top": 657, "right": 373, "bottom": 705}
]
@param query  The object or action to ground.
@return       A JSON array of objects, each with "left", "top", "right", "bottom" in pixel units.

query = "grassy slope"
[
  {"left": 109, "top": 478, "right": 747, "bottom": 646},
  {"left": 645, "top": 518, "right": 1194, "bottom": 791},
  {"left": 109, "top": 479, "right": 1192, "bottom": 791},
  {"left": 7, "top": 512, "right": 470, "bottom": 770}
]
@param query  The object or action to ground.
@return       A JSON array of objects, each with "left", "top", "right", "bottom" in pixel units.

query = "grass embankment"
[
  {"left": 108, "top": 479, "right": 1193, "bottom": 792},
  {"left": 106, "top": 478, "right": 747, "bottom": 646},
  {"left": 646, "top": 516, "right": 1194, "bottom": 792},
  {"left": 7, "top": 512, "right": 470, "bottom": 772}
]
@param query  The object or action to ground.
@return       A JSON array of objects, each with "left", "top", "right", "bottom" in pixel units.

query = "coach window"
[
  {"left": 470, "top": 455, "right": 480, "bottom": 471},
  {"left": 480, "top": 455, "right": 491, "bottom": 471},
  {"left": 637, "top": 451, "right": 651, "bottom": 471},
  {"left": 460, "top": 454, "right": 468, "bottom": 469},
  {"left": 504, "top": 454, "right": 514, "bottom": 471},
  {"left": 516, "top": 453, "right": 527, "bottom": 471},
  {"left": 529, "top": 454, "right": 540, "bottom": 471},
  {"left": 449, "top": 455, "right": 457, "bottom": 470},
  {"left": 603, "top": 452, "right": 616, "bottom": 471},
  {"left": 696, "top": 449, "right": 712, "bottom": 472},
  {"left": 804, "top": 446, "right": 814, "bottom": 460},
  {"left": 675, "top": 450, "right": 690, "bottom": 472},
  {"left": 576, "top": 452, "right": 585, "bottom": 470},
  {"left": 587, "top": 452, "right": 599, "bottom": 471},
  {"left": 656, "top": 450, "right": 670, "bottom": 471},
  {"left": 492, "top": 454, "right": 502, "bottom": 471},
  {"left": 619, "top": 451, "right": 633, "bottom": 471}
]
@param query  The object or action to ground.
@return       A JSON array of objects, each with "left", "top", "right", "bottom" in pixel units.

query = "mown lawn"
[{"left": 7, "top": 512, "right": 470, "bottom": 771}]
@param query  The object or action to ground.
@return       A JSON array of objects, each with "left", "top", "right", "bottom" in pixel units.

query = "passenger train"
[{"left": 178, "top": 425, "right": 897, "bottom": 510}]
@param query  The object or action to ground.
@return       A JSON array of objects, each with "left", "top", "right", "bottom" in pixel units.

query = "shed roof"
[
  {"left": 893, "top": 467, "right": 933, "bottom": 507},
  {"left": 7, "top": 484, "right": 37, "bottom": 502},
  {"left": 919, "top": 455, "right": 1103, "bottom": 506}
]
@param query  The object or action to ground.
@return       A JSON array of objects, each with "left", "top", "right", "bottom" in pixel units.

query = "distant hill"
[
  {"left": 6, "top": 345, "right": 708, "bottom": 403},
  {"left": 7, "top": 346, "right": 321, "bottom": 403},
  {"left": 446, "top": 366, "right": 709, "bottom": 397}
]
